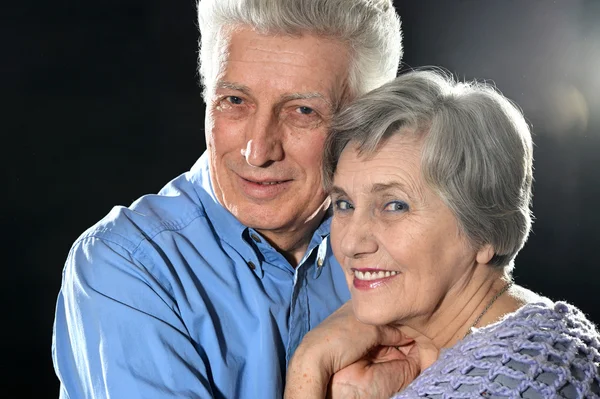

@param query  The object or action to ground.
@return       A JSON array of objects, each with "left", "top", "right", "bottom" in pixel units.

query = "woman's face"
[{"left": 330, "top": 133, "right": 481, "bottom": 326}]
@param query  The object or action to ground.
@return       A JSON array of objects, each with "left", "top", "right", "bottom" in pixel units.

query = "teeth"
[
  {"left": 354, "top": 270, "right": 399, "bottom": 281},
  {"left": 258, "top": 182, "right": 280, "bottom": 185}
]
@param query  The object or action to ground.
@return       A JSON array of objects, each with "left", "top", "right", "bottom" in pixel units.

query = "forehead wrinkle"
[
  {"left": 228, "top": 43, "right": 316, "bottom": 69},
  {"left": 339, "top": 150, "right": 427, "bottom": 205},
  {"left": 245, "top": 45, "right": 307, "bottom": 57}
]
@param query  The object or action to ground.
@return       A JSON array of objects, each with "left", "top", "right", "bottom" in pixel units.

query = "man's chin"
[
  {"left": 226, "top": 196, "right": 329, "bottom": 239},
  {"left": 232, "top": 206, "right": 291, "bottom": 232}
]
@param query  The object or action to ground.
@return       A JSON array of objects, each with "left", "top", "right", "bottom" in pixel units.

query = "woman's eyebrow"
[
  {"left": 371, "top": 182, "right": 405, "bottom": 193},
  {"left": 371, "top": 182, "right": 417, "bottom": 202},
  {"left": 329, "top": 186, "right": 348, "bottom": 197}
]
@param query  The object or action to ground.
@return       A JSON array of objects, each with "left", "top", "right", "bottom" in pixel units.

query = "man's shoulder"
[{"left": 75, "top": 169, "right": 213, "bottom": 254}]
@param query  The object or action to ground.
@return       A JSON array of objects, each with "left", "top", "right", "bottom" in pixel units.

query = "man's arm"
[{"left": 52, "top": 235, "right": 215, "bottom": 399}]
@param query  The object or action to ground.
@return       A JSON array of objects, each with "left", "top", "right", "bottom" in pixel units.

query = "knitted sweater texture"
[{"left": 392, "top": 302, "right": 600, "bottom": 398}]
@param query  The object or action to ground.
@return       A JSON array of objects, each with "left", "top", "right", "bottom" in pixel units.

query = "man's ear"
[{"left": 476, "top": 244, "right": 495, "bottom": 265}]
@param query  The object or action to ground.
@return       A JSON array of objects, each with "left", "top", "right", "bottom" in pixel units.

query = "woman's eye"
[
  {"left": 334, "top": 199, "right": 353, "bottom": 211},
  {"left": 384, "top": 201, "right": 408, "bottom": 212}
]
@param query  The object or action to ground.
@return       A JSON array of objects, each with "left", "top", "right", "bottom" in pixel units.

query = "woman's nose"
[{"left": 339, "top": 213, "right": 378, "bottom": 259}]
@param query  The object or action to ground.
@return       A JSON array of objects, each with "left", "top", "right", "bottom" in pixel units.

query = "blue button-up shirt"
[{"left": 52, "top": 152, "right": 350, "bottom": 399}]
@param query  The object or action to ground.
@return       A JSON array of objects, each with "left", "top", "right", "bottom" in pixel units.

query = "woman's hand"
[
  {"left": 284, "top": 301, "right": 422, "bottom": 399},
  {"left": 326, "top": 343, "right": 420, "bottom": 399}
]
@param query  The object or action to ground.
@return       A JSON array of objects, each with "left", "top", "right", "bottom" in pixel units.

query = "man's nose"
[
  {"left": 339, "top": 213, "right": 378, "bottom": 259},
  {"left": 243, "top": 112, "right": 284, "bottom": 167}
]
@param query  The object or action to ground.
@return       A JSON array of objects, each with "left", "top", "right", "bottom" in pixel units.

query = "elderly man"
[{"left": 52, "top": 0, "right": 403, "bottom": 397}]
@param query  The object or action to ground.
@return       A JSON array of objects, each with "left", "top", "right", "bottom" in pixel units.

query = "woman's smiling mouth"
[{"left": 351, "top": 268, "right": 400, "bottom": 290}]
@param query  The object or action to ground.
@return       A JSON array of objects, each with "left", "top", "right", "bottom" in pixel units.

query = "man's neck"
[{"left": 256, "top": 203, "right": 330, "bottom": 268}]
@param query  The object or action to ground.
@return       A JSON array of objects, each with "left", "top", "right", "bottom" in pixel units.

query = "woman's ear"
[{"left": 476, "top": 244, "right": 495, "bottom": 265}]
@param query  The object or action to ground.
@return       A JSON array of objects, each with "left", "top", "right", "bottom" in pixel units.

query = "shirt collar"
[{"left": 311, "top": 210, "right": 332, "bottom": 279}]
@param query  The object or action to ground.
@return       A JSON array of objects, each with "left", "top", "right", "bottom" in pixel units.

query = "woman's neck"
[{"left": 400, "top": 270, "right": 521, "bottom": 351}]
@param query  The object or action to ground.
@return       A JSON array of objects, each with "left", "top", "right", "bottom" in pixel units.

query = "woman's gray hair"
[
  {"left": 197, "top": 0, "right": 402, "bottom": 100},
  {"left": 323, "top": 69, "right": 534, "bottom": 269}
]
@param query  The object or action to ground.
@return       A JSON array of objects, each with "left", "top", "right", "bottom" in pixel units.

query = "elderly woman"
[{"left": 284, "top": 70, "right": 600, "bottom": 399}]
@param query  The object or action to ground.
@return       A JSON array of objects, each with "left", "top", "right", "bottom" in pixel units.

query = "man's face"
[{"left": 205, "top": 27, "right": 351, "bottom": 242}]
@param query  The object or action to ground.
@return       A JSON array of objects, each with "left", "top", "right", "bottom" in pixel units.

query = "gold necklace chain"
[{"left": 463, "top": 282, "right": 513, "bottom": 339}]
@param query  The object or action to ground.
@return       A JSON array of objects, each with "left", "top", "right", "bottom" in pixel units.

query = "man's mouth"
[
  {"left": 237, "top": 176, "right": 293, "bottom": 200},
  {"left": 242, "top": 175, "right": 292, "bottom": 185},
  {"left": 251, "top": 180, "right": 286, "bottom": 185}
]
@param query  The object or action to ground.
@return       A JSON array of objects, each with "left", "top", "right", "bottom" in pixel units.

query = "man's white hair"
[{"left": 196, "top": 0, "right": 403, "bottom": 101}]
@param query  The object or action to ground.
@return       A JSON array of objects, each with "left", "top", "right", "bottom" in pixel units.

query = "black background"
[{"left": 5, "top": 1, "right": 600, "bottom": 397}]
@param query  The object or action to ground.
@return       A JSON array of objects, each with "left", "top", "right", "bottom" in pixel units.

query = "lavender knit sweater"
[{"left": 392, "top": 302, "right": 600, "bottom": 398}]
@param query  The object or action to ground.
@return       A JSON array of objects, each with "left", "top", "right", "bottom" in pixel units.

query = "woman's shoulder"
[
  {"left": 393, "top": 301, "right": 600, "bottom": 399},
  {"left": 490, "top": 300, "right": 598, "bottom": 358},
  {"left": 487, "top": 300, "right": 600, "bottom": 349}
]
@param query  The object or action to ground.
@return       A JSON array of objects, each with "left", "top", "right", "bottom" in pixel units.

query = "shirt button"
[
  {"left": 317, "top": 257, "right": 324, "bottom": 267},
  {"left": 247, "top": 261, "right": 256, "bottom": 270},
  {"left": 250, "top": 233, "right": 262, "bottom": 243}
]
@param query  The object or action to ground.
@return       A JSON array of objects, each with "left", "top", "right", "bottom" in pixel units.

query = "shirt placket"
[{"left": 285, "top": 261, "right": 310, "bottom": 366}]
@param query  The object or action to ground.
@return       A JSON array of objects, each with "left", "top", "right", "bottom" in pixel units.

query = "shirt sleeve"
[{"left": 52, "top": 235, "right": 215, "bottom": 399}]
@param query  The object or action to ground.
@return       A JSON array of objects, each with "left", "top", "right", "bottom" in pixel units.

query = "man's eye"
[
  {"left": 296, "top": 106, "right": 314, "bottom": 115},
  {"left": 383, "top": 201, "right": 409, "bottom": 212},
  {"left": 286, "top": 106, "right": 324, "bottom": 129},
  {"left": 215, "top": 95, "right": 249, "bottom": 118},
  {"left": 227, "top": 96, "right": 243, "bottom": 105}
]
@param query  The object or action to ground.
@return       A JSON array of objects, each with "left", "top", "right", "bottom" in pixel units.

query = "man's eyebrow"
[
  {"left": 280, "top": 92, "right": 331, "bottom": 106},
  {"left": 216, "top": 82, "right": 334, "bottom": 113},
  {"left": 277, "top": 92, "right": 333, "bottom": 115},
  {"left": 218, "top": 81, "right": 332, "bottom": 105},
  {"left": 216, "top": 81, "right": 251, "bottom": 94}
]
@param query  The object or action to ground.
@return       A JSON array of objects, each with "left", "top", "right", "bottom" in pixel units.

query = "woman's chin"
[{"left": 353, "top": 303, "right": 396, "bottom": 326}]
